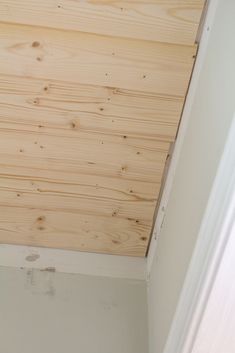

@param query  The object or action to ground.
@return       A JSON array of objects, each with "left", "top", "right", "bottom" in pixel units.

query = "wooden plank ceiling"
[{"left": 0, "top": 0, "right": 205, "bottom": 256}]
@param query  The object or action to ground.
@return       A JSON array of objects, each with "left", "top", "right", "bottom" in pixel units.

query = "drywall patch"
[{"left": 24, "top": 268, "right": 56, "bottom": 298}]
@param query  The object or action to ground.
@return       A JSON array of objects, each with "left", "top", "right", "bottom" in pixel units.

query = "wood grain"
[
  {"left": 0, "top": 23, "right": 197, "bottom": 95},
  {"left": 0, "top": 206, "right": 150, "bottom": 256},
  {"left": 0, "top": 0, "right": 205, "bottom": 45},
  {"left": 0, "top": 74, "right": 183, "bottom": 142},
  {"left": 0, "top": 129, "right": 169, "bottom": 179},
  {"left": 0, "top": 173, "right": 159, "bottom": 221},
  {"left": 0, "top": 1, "right": 205, "bottom": 256}
]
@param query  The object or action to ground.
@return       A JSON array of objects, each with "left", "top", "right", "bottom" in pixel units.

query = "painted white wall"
[
  {"left": 0, "top": 266, "right": 148, "bottom": 353},
  {"left": 148, "top": 1, "right": 235, "bottom": 352},
  {"left": 192, "top": 192, "right": 235, "bottom": 353}
]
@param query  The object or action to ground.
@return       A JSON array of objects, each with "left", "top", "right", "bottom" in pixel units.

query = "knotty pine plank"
[
  {"left": 0, "top": 23, "right": 197, "bottom": 95},
  {"left": 0, "top": 183, "right": 157, "bottom": 222},
  {"left": 0, "top": 129, "right": 169, "bottom": 182},
  {"left": 0, "top": 0, "right": 205, "bottom": 45},
  {"left": 0, "top": 206, "right": 150, "bottom": 256},
  {"left": 0, "top": 74, "right": 184, "bottom": 142}
]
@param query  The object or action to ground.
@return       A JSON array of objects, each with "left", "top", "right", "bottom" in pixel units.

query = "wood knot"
[
  {"left": 33, "top": 98, "right": 40, "bottom": 105},
  {"left": 70, "top": 121, "right": 79, "bottom": 130},
  {"left": 37, "top": 216, "right": 45, "bottom": 222},
  {"left": 69, "top": 119, "right": 80, "bottom": 130},
  {"left": 32, "top": 41, "right": 40, "bottom": 48},
  {"left": 140, "top": 236, "right": 147, "bottom": 241},
  {"left": 112, "top": 239, "right": 120, "bottom": 245}
]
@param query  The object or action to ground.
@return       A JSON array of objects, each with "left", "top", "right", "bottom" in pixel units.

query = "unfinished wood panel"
[
  {"left": 0, "top": 2, "right": 205, "bottom": 256},
  {"left": 0, "top": 207, "right": 150, "bottom": 256},
  {"left": 0, "top": 74, "right": 184, "bottom": 142},
  {"left": 0, "top": 176, "right": 158, "bottom": 223},
  {"left": 0, "top": 23, "right": 197, "bottom": 96},
  {"left": 0, "top": 0, "right": 205, "bottom": 45},
  {"left": 0, "top": 129, "right": 169, "bottom": 179}
]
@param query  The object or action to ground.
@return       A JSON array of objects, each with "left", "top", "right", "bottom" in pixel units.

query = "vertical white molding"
[
  {"left": 164, "top": 115, "right": 235, "bottom": 353},
  {"left": 191, "top": 199, "right": 235, "bottom": 353},
  {"left": 147, "top": 0, "right": 218, "bottom": 275}
]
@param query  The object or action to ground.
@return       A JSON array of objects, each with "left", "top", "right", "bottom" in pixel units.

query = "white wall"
[
  {"left": 148, "top": 1, "right": 235, "bottom": 352},
  {"left": 0, "top": 266, "right": 148, "bottom": 353}
]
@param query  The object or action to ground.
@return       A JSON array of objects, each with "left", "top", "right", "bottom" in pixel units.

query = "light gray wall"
[
  {"left": 148, "top": 1, "right": 235, "bottom": 352},
  {"left": 0, "top": 266, "right": 148, "bottom": 353}
]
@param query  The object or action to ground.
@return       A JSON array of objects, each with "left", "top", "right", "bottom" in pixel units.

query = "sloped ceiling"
[{"left": 0, "top": 0, "right": 205, "bottom": 256}]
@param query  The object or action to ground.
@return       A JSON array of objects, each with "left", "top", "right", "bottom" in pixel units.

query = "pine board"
[
  {"left": 0, "top": 2, "right": 205, "bottom": 256},
  {"left": 0, "top": 0, "right": 205, "bottom": 45},
  {"left": 0, "top": 23, "right": 197, "bottom": 95}
]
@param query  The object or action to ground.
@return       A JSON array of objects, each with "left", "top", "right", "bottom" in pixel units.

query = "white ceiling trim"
[
  {"left": 147, "top": 0, "right": 215, "bottom": 276},
  {"left": 0, "top": 244, "right": 146, "bottom": 280}
]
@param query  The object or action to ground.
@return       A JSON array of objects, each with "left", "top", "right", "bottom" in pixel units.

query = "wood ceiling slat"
[
  {"left": 0, "top": 181, "right": 158, "bottom": 222},
  {"left": 0, "top": 130, "right": 169, "bottom": 177},
  {"left": 0, "top": 74, "right": 183, "bottom": 142},
  {"left": 0, "top": 23, "right": 197, "bottom": 95},
  {"left": 0, "top": 2, "right": 205, "bottom": 256},
  {"left": 0, "top": 0, "right": 205, "bottom": 45},
  {"left": 0, "top": 206, "right": 150, "bottom": 256}
]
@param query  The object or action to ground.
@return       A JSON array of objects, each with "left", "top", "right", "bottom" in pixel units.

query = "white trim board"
[
  {"left": 0, "top": 244, "right": 146, "bottom": 280},
  {"left": 147, "top": 0, "right": 215, "bottom": 275},
  {"left": 191, "top": 190, "right": 235, "bottom": 353},
  {"left": 164, "top": 114, "right": 235, "bottom": 353}
]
